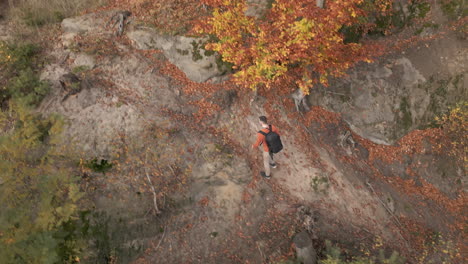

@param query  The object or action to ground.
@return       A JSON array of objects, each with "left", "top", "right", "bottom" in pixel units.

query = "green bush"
[
  {"left": 84, "top": 158, "right": 113, "bottom": 174},
  {"left": 1, "top": 42, "right": 38, "bottom": 95},
  {"left": 1, "top": 42, "right": 49, "bottom": 106},
  {"left": 0, "top": 42, "right": 40, "bottom": 72},
  {"left": 8, "top": 68, "right": 50, "bottom": 106},
  {"left": 72, "top": 65, "right": 90, "bottom": 75}
]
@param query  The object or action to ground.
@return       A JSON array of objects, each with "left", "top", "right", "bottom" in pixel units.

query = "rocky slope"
[{"left": 26, "top": 1, "right": 468, "bottom": 263}]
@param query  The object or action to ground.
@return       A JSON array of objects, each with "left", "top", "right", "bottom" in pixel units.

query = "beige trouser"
[{"left": 263, "top": 151, "right": 274, "bottom": 176}]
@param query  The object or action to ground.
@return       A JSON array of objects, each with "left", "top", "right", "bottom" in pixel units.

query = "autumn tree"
[
  {"left": 0, "top": 101, "right": 84, "bottom": 263},
  {"left": 1, "top": 37, "right": 84, "bottom": 264},
  {"left": 196, "top": 0, "right": 391, "bottom": 92}
]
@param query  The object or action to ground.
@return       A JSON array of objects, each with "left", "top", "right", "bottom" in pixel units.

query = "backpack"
[{"left": 258, "top": 125, "right": 283, "bottom": 154}]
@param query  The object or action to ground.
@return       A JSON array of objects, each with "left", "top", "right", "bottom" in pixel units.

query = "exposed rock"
[
  {"left": 245, "top": 0, "right": 324, "bottom": 18},
  {"left": 62, "top": 12, "right": 228, "bottom": 82},
  {"left": 127, "top": 28, "right": 228, "bottom": 82},
  {"left": 61, "top": 16, "right": 95, "bottom": 34},
  {"left": 73, "top": 53, "right": 96, "bottom": 69},
  {"left": 40, "top": 65, "right": 143, "bottom": 156},
  {"left": 190, "top": 143, "right": 251, "bottom": 223},
  {"left": 212, "top": 89, "right": 237, "bottom": 109},
  {"left": 306, "top": 25, "right": 468, "bottom": 145},
  {"left": 293, "top": 231, "right": 317, "bottom": 264},
  {"left": 41, "top": 10, "right": 189, "bottom": 156},
  {"left": 60, "top": 11, "right": 113, "bottom": 47},
  {"left": 309, "top": 54, "right": 467, "bottom": 144},
  {"left": 207, "top": 74, "right": 231, "bottom": 84},
  {"left": 245, "top": 0, "right": 270, "bottom": 17},
  {"left": 39, "top": 52, "right": 159, "bottom": 157},
  {"left": 316, "top": 0, "right": 325, "bottom": 8}
]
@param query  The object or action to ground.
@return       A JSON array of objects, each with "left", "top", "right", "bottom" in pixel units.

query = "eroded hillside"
[{"left": 0, "top": 0, "right": 466, "bottom": 263}]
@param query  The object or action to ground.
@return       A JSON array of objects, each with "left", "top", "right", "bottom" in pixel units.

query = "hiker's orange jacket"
[{"left": 252, "top": 125, "right": 281, "bottom": 152}]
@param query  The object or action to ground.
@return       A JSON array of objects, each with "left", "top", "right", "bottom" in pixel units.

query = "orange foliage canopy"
[{"left": 196, "top": 0, "right": 390, "bottom": 93}]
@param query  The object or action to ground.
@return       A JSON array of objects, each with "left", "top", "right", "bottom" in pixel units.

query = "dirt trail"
[{"left": 222, "top": 103, "right": 400, "bottom": 244}]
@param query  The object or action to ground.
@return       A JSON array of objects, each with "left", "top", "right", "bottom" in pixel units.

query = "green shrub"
[
  {"left": 1, "top": 42, "right": 49, "bottom": 106},
  {"left": 84, "top": 158, "right": 113, "bottom": 174},
  {"left": 8, "top": 68, "right": 50, "bottom": 106},
  {"left": 72, "top": 65, "right": 90, "bottom": 74},
  {"left": 0, "top": 42, "right": 40, "bottom": 74}
]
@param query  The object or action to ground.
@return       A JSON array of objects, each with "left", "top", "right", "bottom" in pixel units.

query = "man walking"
[{"left": 252, "top": 116, "right": 283, "bottom": 179}]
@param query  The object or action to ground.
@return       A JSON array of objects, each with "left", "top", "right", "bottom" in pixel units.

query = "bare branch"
[
  {"left": 154, "top": 223, "right": 167, "bottom": 251},
  {"left": 145, "top": 151, "right": 161, "bottom": 214}
]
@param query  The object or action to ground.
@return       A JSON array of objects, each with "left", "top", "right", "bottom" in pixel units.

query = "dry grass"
[{"left": 8, "top": 0, "right": 107, "bottom": 26}]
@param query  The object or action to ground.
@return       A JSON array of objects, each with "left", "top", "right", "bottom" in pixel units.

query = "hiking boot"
[
  {"left": 260, "top": 171, "right": 271, "bottom": 179},
  {"left": 270, "top": 163, "right": 277, "bottom": 168}
]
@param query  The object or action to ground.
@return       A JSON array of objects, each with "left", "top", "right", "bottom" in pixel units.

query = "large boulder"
[
  {"left": 73, "top": 53, "right": 96, "bottom": 69},
  {"left": 127, "top": 28, "right": 229, "bottom": 83},
  {"left": 309, "top": 38, "right": 467, "bottom": 145},
  {"left": 60, "top": 11, "right": 111, "bottom": 47},
  {"left": 61, "top": 16, "right": 96, "bottom": 34},
  {"left": 293, "top": 231, "right": 317, "bottom": 264}
]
